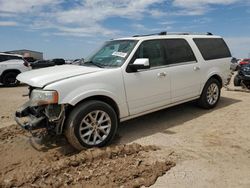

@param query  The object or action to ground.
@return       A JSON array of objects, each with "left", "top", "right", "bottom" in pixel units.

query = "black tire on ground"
[
  {"left": 2, "top": 72, "right": 20, "bottom": 87},
  {"left": 65, "top": 100, "right": 118, "bottom": 150},
  {"left": 198, "top": 78, "right": 221, "bottom": 109},
  {"left": 234, "top": 75, "right": 241, "bottom": 86}
]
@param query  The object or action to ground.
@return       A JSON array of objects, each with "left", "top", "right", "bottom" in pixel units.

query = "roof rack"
[{"left": 132, "top": 31, "right": 213, "bottom": 37}]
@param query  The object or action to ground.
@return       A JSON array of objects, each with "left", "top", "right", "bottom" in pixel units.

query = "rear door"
[{"left": 163, "top": 39, "right": 202, "bottom": 103}]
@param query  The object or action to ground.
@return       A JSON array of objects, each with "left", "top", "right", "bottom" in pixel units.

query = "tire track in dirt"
[{"left": 0, "top": 125, "right": 176, "bottom": 188}]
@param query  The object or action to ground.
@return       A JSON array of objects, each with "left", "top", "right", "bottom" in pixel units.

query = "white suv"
[
  {"left": 15, "top": 32, "right": 231, "bottom": 150},
  {"left": 0, "top": 53, "right": 30, "bottom": 86}
]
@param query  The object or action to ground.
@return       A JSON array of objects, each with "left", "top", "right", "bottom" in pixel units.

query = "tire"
[
  {"left": 2, "top": 72, "right": 20, "bottom": 87},
  {"left": 198, "top": 78, "right": 221, "bottom": 109},
  {"left": 234, "top": 75, "right": 241, "bottom": 86},
  {"left": 65, "top": 100, "right": 118, "bottom": 150}
]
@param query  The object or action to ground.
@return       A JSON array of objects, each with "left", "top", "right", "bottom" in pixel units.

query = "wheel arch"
[
  {"left": 200, "top": 73, "right": 223, "bottom": 95},
  {"left": 0, "top": 69, "right": 21, "bottom": 82},
  {"left": 66, "top": 95, "right": 120, "bottom": 119},
  {"left": 209, "top": 74, "right": 223, "bottom": 88}
]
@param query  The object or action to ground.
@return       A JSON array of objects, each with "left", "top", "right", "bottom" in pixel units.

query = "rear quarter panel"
[
  {"left": 188, "top": 37, "right": 231, "bottom": 93},
  {"left": 0, "top": 60, "right": 30, "bottom": 76}
]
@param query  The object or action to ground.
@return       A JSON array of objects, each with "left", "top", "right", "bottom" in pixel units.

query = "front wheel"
[
  {"left": 65, "top": 100, "right": 118, "bottom": 150},
  {"left": 198, "top": 78, "right": 221, "bottom": 109}
]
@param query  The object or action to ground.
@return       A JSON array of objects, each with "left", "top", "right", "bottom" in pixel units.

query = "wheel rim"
[
  {"left": 79, "top": 110, "right": 111, "bottom": 145},
  {"left": 206, "top": 83, "right": 219, "bottom": 105}
]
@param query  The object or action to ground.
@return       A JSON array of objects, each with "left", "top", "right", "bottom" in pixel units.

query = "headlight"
[{"left": 30, "top": 90, "right": 58, "bottom": 106}]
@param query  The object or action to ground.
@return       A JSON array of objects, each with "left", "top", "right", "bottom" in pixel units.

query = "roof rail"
[
  {"left": 132, "top": 32, "right": 167, "bottom": 37},
  {"left": 132, "top": 31, "right": 213, "bottom": 37}
]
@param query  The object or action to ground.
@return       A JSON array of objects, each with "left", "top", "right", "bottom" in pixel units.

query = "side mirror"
[{"left": 128, "top": 58, "right": 150, "bottom": 72}]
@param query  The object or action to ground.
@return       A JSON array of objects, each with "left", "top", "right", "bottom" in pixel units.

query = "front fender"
[{"left": 64, "top": 89, "right": 120, "bottom": 106}]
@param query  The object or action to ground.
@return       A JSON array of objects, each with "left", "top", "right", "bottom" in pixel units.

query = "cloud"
[
  {"left": 55, "top": 0, "right": 164, "bottom": 25},
  {"left": 0, "top": 0, "right": 61, "bottom": 13},
  {"left": 0, "top": 21, "right": 18, "bottom": 26},
  {"left": 0, "top": 0, "right": 166, "bottom": 37},
  {"left": 172, "top": 0, "right": 243, "bottom": 15},
  {"left": 0, "top": 0, "right": 248, "bottom": 37}
]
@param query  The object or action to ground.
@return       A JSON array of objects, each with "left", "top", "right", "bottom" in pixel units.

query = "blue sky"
[{"left": 0, "top": 0, "right": 250, "bottom": 59}]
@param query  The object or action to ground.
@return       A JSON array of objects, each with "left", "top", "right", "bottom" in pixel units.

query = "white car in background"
[
  {"left": 15, "top": 32, "right": 231, "bottom": 150},
  {"left": 0, "top": 53, "right": 30, "bottom": 86}
]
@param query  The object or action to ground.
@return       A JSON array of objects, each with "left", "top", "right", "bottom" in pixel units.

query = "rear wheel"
[
  {"left": 198, "top": 78, "right": 221, "bottom": 109},
  {"left": 2, "top": 72, "right": 20, "bottom": 87},
  {"left": 65, "top": 100, "right": 118, "bottom": 150}
]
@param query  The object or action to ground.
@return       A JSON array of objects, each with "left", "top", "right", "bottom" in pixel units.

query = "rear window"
[{"left": 193, "top": 38, "right": 231, "bottom": 60}]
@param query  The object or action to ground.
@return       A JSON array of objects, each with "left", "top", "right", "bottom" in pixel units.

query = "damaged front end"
[{"left": 15, "top": 87, "right": 66, "bottom": 135}]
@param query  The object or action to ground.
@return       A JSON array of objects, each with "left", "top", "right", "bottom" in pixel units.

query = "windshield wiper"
[{"left": 83, "top": 61, "right": 104, "bottom": 68}]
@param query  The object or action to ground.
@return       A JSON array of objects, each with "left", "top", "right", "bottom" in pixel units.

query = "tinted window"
[
  {"left": 163, "top": 39, "right": 196, "bottom": 64},
  {"left": 0, "top": 55, "right": 22, "bottom": 62},
  {"left": 8, "top": 55, "right": 22, "bottom": 60},
  {"left": 133, "top": 40, "right": 166, "bottom": 67},
  {"left": 193, "top": 38, "right": 231, "bottom": 60},
  {"left": 0, "top": 55, "right": 7, "bottom": 62}
]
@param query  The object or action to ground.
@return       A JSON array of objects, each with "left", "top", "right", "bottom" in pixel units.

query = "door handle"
[
  {"left": 157, "top": 72, "right": 167, "bottom": 78},
  {"left": 194, "top": 66, "right": 200, "bottom": 71}
]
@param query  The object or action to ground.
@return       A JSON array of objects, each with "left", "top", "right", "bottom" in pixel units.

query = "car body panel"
[
  {"left": 123, "top": 67, "right": 171, "bottom": 115},
  {"left": 16, "top": 34, "right": 231, "bottom": 121},
  {"left": 44, "top": 68, "right": 129, "bottom": 118},
  {"left": 17, "top": 65, "right": 103, "bottom": 88}
]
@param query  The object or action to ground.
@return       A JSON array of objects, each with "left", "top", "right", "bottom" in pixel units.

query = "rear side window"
[
  {"left": 0, "top": 55, "right": 22, "bottom": 62},
  {"left": 7, "top": 55, "right": 22, "bottom": 60},
  {"left": 0, "top": 55, "right": 7, "bottom": 62},
  {"left": 193, "top": 38, "right": 231, "bottom": 60},
  {"left": 163, "top": 39, "right": 196, "bottom": 64}
]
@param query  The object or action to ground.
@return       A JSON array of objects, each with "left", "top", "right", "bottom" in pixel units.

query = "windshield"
[{"left": 84, "top": 40, "right": 138, "bottom": 68}]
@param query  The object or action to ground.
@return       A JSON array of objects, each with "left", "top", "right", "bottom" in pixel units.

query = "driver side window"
[{"left": 134, "top": 40, "right": 166, "bottom": 67}]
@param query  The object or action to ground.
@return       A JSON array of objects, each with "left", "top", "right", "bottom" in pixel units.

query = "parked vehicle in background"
[
  {"left": 52, "top": 58, "right": 65, "bottom": 65},
  {"left": 15, "top": 32, "right": 231, "bottom": 150},
  {"left": 230, "top": 57, "right": 239, "bottom": 71},
  {"left": 0, "top": 53, "right": 30, "bottom": 86},
  {"left": 30, "top": 59, "right": 66, "bottom": 69},
  {"left": 239, "top": 58, "right": 250, "bottom": 66},
  {"left": 71, "top": 59, "right": 84, "bottom": 65},
  {"left": 234, "top": 63, "right": 250, "bottom": 89},
  {"left": 30, "top": 60, "right": 55, "bottom": 69}
]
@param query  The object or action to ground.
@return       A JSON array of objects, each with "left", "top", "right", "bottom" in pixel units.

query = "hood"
[{"left": 17, "top": 65, "right": 102, "bottom": 88}]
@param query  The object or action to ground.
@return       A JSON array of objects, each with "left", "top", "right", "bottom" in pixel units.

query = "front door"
[{"left": 123, "top": 40, "right": 171, "bottom": 115}]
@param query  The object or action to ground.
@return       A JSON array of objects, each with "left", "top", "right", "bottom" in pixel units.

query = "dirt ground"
[{"left": 0, "top": 79, "right": 250, "bottom": 187}]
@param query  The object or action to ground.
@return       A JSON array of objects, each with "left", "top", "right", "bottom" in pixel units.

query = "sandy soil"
[
  {"left": 0, "top": 85, "right": 28, "bottom": 128},
  {"left": 0, "top": 79, "right": 250, "bottom": 187}
]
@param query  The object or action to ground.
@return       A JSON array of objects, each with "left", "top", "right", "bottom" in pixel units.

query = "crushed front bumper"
[
  {"left": 15, "top": 102, "right": 65, "bottom": 134},
  {"left": 15, "top": 102, "right": 46, "bottom": 130}
]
